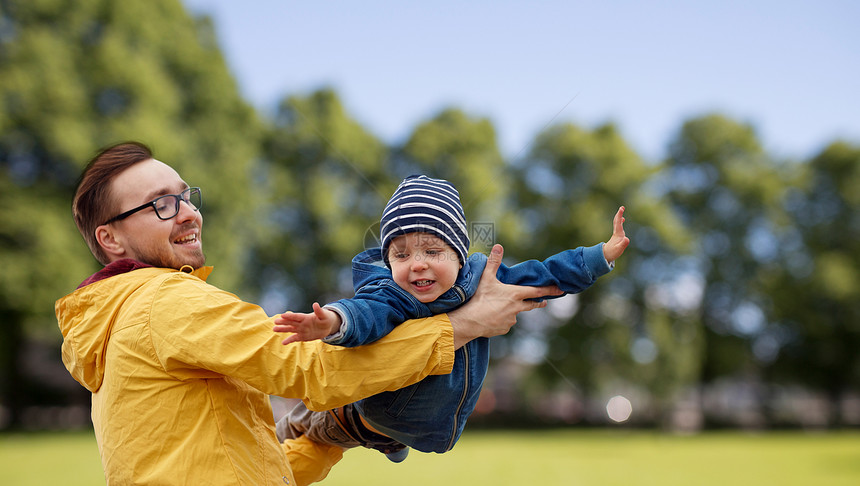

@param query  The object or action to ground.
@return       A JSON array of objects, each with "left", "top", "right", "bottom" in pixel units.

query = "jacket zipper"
[
  {"left": 453, "top": 285, "right": 466, "bottom": 303},
  {"left": 447, "top": 344, "right": 470, "bottom": 451}
]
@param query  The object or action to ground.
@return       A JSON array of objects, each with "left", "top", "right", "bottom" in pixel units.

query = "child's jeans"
[{"left": 276, "top": 401, "right": 407, "bottom": 455}]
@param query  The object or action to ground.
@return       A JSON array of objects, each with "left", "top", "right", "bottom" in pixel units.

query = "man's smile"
[{"left": 174, "top": 233, "right": 198, "bottom": 244}]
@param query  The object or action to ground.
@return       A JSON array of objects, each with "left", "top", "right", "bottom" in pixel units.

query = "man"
[{"left": 56, "top": 142, "right": 558, "bottom": 485}]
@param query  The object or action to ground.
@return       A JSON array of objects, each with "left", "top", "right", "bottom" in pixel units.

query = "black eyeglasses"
[{"left": 103, "top": 187, "right": 202, "bottom": 225}]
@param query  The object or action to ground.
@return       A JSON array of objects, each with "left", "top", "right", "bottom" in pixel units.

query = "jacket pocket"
[{"left": 383, "top": 381, "right": 422, "bottom": 418}]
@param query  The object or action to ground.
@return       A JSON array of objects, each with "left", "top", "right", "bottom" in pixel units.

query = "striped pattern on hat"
[{"left": 380, "top": 175, "right": 469, "bottom": 268}]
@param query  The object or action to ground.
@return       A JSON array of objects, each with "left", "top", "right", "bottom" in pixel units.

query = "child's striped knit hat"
[{"left": 380, "top": 175, "right": 470, "bottom": 268}]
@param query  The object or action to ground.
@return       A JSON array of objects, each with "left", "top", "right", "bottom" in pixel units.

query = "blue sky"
[{"left": 182, "top": 0, "right": 859, "bottom": 162}]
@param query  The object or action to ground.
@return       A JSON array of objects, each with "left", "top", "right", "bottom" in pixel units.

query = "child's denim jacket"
[{"left": 325, "top": 243, "right": 611, "bottom": 453}]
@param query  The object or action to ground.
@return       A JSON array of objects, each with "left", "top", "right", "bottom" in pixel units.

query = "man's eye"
[{"left": 154, "top": 199, "right": 171, "bottom": 212}]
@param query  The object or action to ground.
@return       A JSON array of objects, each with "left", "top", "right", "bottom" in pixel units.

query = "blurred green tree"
[
  {"left": 766, "top": 141, "right": 860, "bottom": 425},
  {"left": 0, "top": 0, "right": 260, "bottom": 428},
  {"left": 397, "top": 108, "right": 509, "bottom": 255},
  {"left": 253, "top": 88, "right": 393, "bottom": 312},
  {"left": 661, "top": 114, "right": 790, "bottom": 426},
  {"left": 503, "top": 121, "right": 697, "bottom": 426}
]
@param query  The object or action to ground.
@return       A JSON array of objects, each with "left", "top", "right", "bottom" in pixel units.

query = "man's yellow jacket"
[{"left": 56, "top": 263, "right": 454, "bottom": 485}]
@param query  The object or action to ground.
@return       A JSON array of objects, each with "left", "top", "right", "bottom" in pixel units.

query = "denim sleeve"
[
  {"left": 324, "top": 283, "right": 434, "bottom": 347},
  {"left": 496, "top": 243, "right": 612, "bottom": 297},
  {"left": 323, "top": 249, "right": 434, "bottom": 348}
]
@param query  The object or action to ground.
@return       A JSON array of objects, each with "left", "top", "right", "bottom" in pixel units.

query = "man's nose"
[{"left": 175, "top": 198, "right": 198, "bottom": 223}]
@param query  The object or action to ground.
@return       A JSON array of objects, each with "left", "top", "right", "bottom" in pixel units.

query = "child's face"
[{"left": 387, "top": 232, "right": 462, "bottom": 303}]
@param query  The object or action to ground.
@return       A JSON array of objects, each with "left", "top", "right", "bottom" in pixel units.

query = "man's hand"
[
  {"left": 273, "top": 303, "right": 342, "bottom": 345},
  {"left": 603, "top": 206, "right": 630, "bottom": 263},
  {"left": 448, "top": 244, "right": 562, "bottom": 349}
]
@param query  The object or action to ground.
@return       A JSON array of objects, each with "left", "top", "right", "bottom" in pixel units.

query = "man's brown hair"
[{"left": 74, "top": 142, "right": 153, "bottom": 265}]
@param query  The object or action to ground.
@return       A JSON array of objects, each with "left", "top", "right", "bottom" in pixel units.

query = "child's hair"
[{"left": 380, "top": 175, "right": 469, "bottom": 268}]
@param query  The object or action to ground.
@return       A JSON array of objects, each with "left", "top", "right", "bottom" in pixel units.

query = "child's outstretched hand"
[
  {"left": 603, "top": 206, "right": 630, "bottom": 263},
  {"left": 273, "top": 302, "right": 342, "bottom": 345}
]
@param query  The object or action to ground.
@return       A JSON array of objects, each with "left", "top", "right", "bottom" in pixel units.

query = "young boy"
[{"left": 274, "top": 175, "right": 629, "bottom": 461}]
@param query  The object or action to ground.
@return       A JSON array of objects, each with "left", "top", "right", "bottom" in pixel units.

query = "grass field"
[{"left": 1, "top": 429, "right": 857, "bottom": 485}]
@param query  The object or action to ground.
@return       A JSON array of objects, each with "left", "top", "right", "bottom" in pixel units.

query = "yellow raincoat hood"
[{"left": 57, "top": 265, "right": 211, "bottom": 393}]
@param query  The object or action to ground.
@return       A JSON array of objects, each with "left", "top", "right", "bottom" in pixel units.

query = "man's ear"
[{"left": 95, "top": 225, "right": 127, "bottom": 259}]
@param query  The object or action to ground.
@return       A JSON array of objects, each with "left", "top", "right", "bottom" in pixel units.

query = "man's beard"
[
  {"left": 135, "top": 246, "right": 205, "bottom": 269},
  {"left": 127, "top": 235, "right": 205, "bottom": 269}
]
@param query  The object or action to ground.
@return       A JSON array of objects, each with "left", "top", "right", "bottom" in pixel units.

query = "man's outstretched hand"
[{"left": 448, "top": 244, "right": 562, "bottom": 349}]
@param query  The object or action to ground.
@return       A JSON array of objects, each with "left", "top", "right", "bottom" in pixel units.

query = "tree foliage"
[
  {"left": 0, "top": 0, "right": 260, "bottom": 428},
  {"left": 661, "top": 115, "right": 790, "bottom": 391},
  {"left": 765, "top": 141, "right": 860, "bottom": 424},
  {"left": 504, "top": 122, "right": 702, "bottom": 423},
  {"left": 253, "top": 88, "right": 392, "bottom": 312},
  {"left": 399, "top": 108, "right": 509, "bottom": 254}
]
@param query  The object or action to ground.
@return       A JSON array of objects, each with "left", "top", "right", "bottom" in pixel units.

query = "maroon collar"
[{"left": 77, "top": 259, "right": 154, "bottom": 289}]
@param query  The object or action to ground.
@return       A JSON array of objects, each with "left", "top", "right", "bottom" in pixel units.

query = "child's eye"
[{"left": 393, "top": 252, "right": 408, "bottom": 260}]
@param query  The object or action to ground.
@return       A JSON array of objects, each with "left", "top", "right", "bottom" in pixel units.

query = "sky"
[{"left": 181, "top": 0, "right": 859, "bottom": 162}]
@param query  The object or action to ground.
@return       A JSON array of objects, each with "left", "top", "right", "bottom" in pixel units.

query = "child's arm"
[
  {"left": 322, "top": 286, "right": 430, "bottom": 347},
  {"left": 272, "top": 249, "right": 435, "bottom": 348},
  {"left": 496, "top": 205, "right": 630, "bottom": 294},
  {"left": 603, "top": 206, "right": 630, "bottom": 263},
  {"left": 273, "top": 302, "right": 342, "bottom": 345}
]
